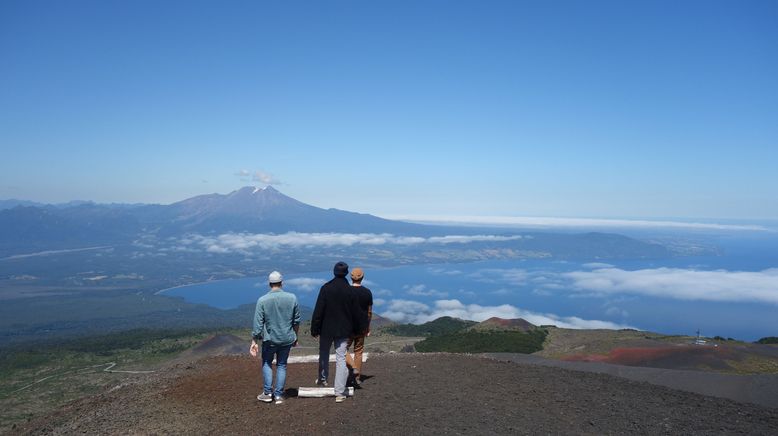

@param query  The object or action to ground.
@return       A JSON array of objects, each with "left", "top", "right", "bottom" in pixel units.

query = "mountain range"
[
  {"left": 0, "top": 186, "right": 672, "bottom": 259},
  {"left": 0, "top": 186, "right": 427, "bottom": 252}
]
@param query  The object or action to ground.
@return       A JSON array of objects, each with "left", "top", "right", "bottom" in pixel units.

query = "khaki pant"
[{"left": 345, "top": 335, "right": 365, "bottom": 375}]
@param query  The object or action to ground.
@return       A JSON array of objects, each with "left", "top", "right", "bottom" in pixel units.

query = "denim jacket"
[{"left": 252, "top": 289, "right": 300, "bottom": 346}]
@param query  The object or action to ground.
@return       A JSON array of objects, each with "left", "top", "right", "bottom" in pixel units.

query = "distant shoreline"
[
  {"left": 1, "top": 246, "right": 113, "bottom": 261},
  {"left": 154, "top": 277, "right": 252, "bottom": 295}
]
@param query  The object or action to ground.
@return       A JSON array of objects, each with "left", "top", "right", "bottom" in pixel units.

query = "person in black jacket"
[{"left": 311, "top": 261, "right": 363, "bottom": 402}]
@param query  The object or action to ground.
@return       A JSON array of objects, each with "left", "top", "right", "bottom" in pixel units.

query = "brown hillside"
[{"left": 369, "top": 313, "right": 394, "bottom": 329}]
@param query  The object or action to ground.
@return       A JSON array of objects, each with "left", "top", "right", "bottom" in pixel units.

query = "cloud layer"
[
  {"left": 284, "top": 277, "right": 325, "bottom": 292},
  {"left": 405, "top": 284, "right": 448, "bottom": 298},
  {"left": 380, "top": 298, "right": 632, "bottom": 330},
  {"left": 464, "top": 265, "right": 778, "bottom": 306},
  {"left": 564, "top": 267, "right": 778, "bottom": 304},
  {"left": 384, "top": 215, "right": 770, "bottom": 232},
  {"left": 182, "top": 232, "right": 523, "bottom": 253}
]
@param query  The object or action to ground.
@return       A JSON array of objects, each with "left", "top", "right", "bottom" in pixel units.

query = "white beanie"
[{"left": 268, "top": 271, "right": 283, "bottom": 284}]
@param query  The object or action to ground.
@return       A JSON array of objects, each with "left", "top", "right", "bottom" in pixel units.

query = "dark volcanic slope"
[
  {"left": 17, "top": 354, "right": 778, "bottom": 435},
  {"left": 487, "top": 353, "right": 778, "bottom": 409}
]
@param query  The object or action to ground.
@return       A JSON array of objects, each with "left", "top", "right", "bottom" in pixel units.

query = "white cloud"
[
  {"left": 235, "top": 169, "right": 283, "bottom": 185},
  {"left": 583, "top": 262, "right": 614, "bottom": 269},
  {"left": 285, "top": 277, "right": 325, "bottom": 292},
  {"left": 373, "top": 298, "right": 387, "bottom": 306},
  {"left": 252, "top": 170, "right": 283, "bottom": 185},
  {"left": 373, "top": 288, "right": 393, "bottom": 297},
  {"left": 358, "top": 279, "right": 378, "bottom": 287},
  {"left": 428, "top": 267, "right": 463, "bottom": 275},
  {"left": 379, "top": 298, "right": 632, "bottom": 330},
  {"left": 470, "top": 268, "right": 529, "bottom": 285},
  {"left": 605, "top": 306, "right": 629, "bottom": 318},
  {"left": 427, "top": 235, "right": 523, "bottom": 244},
  {"left": 183, "top": 232, "right": 525, "bottom": 254},
  {"left": 404, "top": 284, "right": 448, "bottom": 298},
  {"left": 380, "top": 299, "right": 431, "bottom": 323},
  {"left": 564, "top": 267, "right": 778, "bottom": 304},
  {"left": 405, "top": 284, "right": 426, "bottom": 294},
  {"left": 383, "top": 215, "right": 771, "bottom": 232}
]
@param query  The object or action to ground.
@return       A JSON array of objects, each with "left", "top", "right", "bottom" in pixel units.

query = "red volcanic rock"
[{"left": 563, "top": 345, "right": 736, "bottom": 371}]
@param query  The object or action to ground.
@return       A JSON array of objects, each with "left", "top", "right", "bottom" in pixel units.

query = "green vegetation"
[
  {"left": 0, "top": 327, "right": 229, "bottom": 433},
  {"left": 0, "top": 328, "right": 218, "bottom": 376},
  {"left": 415, "top": 329, "right": 547, "bottom": 354},
  {"left": 382, "top": 316, "right": 547, "bottom": 354},
  {"left": 383, "top": 316, "right": 477, "bottom": 337},
  {"left": 0, "top": 292, "right": 259, "bottom": 348},
  {"left": 756, "top": 337, "right": 778, "bottom": 344}
]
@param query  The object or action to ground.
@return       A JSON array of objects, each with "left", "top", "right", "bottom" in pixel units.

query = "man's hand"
[
  {"left": 249, "top": 340, "right": 258, "bottom": 357},
  {"left": 366, "top": 330, "right": 371, "bottom": 337}
]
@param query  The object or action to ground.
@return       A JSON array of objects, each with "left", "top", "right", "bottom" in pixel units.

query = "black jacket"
[{"left": 311, "top": 277, "right": 363, "bottom": 338}]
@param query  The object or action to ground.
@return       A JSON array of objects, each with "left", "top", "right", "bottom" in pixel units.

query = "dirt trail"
[{"left": 15, "top": 353, "right": 778, "bottom": 435}]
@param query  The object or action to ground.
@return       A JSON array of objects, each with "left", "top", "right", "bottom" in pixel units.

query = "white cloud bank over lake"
[
  {"left": 181, "top": 232, "right": 523, "bottom": 253},
  {"left": 564, "top": 267, "right": 778, "bottom": 304},
  {"left": 284, "top": 277, "right": 326, "bottom": 292},
  {"left": 466, "top": 265, "right": 778, "bottom": 305},
  {"left": 380, "top": 298, "right": 632, "bottom": 330}
]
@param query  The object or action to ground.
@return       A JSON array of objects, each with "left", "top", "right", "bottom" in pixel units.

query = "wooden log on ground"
[
  {"left": 297, "top": 387, "right": 355, "bottom": 398},
  {"left": 286, "top": 352, "right": 369, "bottom": 364}
]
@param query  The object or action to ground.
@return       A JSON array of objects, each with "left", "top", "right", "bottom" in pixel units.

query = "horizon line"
[{"left": 379, "top": 214, "right": 774, "bottom": 232}]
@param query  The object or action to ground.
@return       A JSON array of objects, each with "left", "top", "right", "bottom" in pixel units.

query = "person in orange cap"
[{"left": 346, "top": 267, "right": 373, "bottom": 386}]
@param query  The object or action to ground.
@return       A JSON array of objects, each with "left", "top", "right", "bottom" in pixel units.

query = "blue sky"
[{"left": 1, "top": 0, "right": 776, "bottom": 219}]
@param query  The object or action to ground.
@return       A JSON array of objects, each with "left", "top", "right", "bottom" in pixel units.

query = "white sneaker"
[
  {"left": 275, "top": 395, "right": 285, "bottom": 405},
  {"left": 335, "top": 395, "right": 346, "bottom": 403},
  {"left": 257, "top": 393, "right": 273, "bottom": 403},
  {"left": 315, "top": 378, "right": 328, "bottom": 387}
]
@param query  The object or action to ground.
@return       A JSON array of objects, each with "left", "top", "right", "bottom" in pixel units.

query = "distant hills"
[
  {"left": 384, "top": 316, "right": 548, "bottom": 354},
  {"left": 469, "top": 316, "right": 537, "bottom": 332},
  {"left": 383, "top": 316, "right": 478, "bottom": 336},
  {"left": 383, "top": 316, "right": 539, "bottom": 337},
  {"left": 0, "top": 199, "right": 97, "bottom": 210}
]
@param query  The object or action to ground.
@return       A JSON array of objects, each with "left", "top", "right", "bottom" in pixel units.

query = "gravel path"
[{"left": 15, "top": 353, "right": 778, "bottom": 435}]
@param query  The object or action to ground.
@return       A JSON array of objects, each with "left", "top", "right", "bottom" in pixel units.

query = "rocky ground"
[{"left": 14, "top": 353, "right": 778, "bottom": 435}]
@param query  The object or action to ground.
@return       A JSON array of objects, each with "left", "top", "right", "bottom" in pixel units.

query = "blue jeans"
[
  {"left": 318, "top": 337, "right": 349, "bottom": 396},
  {"left": 262, "top": 341, "right": 292, "bottom": 397}
]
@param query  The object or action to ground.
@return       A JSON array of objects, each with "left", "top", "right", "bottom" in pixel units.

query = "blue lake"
[{"left": 165, "top": 234, "right": 778, "bottom": 341}]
